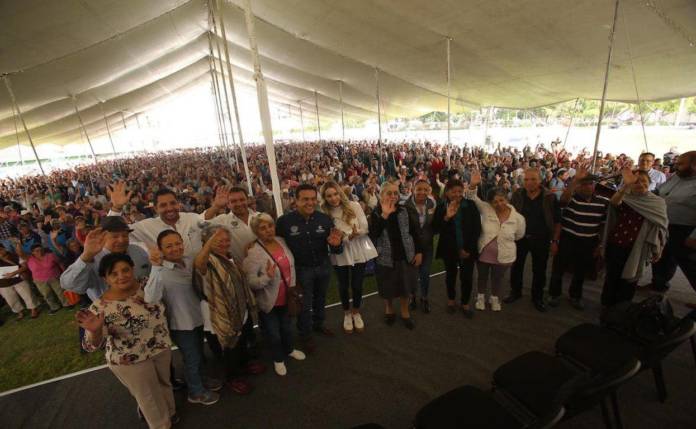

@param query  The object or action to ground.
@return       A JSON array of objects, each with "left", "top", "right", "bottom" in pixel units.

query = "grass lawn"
[{"left": 0, "top": 250, "right": 445, "bottom": 393}]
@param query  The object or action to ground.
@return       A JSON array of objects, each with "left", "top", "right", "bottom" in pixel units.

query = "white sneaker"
[
  {"left": 288, "top": 349, "right": 306, "bottom": 361},
  {"left": 343, "top": 313, "right": 354, "bottom": 334},
  {"left": 274, "top": 361, "right": 287, "bottom": 376},
  {"left": 490, "top": 296, "right": 501, "bottom": 312},
  {"left": 352, "top": 313, "right": 365, "bottom": 332},
  {"left": 475, "top": 294, "right": 486, "bottom": 311}
]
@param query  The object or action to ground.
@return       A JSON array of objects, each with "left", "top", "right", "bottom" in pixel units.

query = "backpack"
[{"left": 601, "top": 295, "right": 681, "bottom": 344}]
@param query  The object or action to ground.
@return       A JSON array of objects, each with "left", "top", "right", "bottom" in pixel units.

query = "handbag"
[{"left": 256, "top": 240, "right": 303, "bottom": 317}]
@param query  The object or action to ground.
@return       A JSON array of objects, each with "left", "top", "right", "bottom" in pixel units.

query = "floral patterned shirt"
[{"left": 82, "top": 289, "right": 172, "bottom": 365}]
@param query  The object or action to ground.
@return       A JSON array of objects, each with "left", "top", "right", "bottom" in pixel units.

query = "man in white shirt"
[
  {"left": 202, "top": 186, "right": 257, "bottom": 263},
  {"left": 108, "top": 182, "right": 204, "bottom": 257},
  {"left": 638, "top": 152, "right": 666, "bottom": 191}
]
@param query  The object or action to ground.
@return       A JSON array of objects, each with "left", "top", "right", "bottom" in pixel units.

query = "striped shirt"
[{"left": 561, "top": 194, "right": 609, "bottom": 238}]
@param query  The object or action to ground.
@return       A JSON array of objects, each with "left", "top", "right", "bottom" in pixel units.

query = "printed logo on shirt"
[
  {"left": 316, "top": 225, "right": 325, "bottom": 234},
  {"left": 290, "top": 225, "right": 300, "bottom": 236}
]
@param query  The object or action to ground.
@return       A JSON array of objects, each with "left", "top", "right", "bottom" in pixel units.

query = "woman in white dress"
[{"left": 320, "top": 181, "right": 378, "bottom": 334}]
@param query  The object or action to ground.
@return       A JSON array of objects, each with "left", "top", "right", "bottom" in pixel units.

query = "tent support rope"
[
  {"left": 206, "top": 37, "right": 231, "bottom": 157},
  {"left": 299, "top": 102, "right": 306, "bottom": 142},
  {"left": 591, "top": 0, "right": 621, "bottom": 173},
  {"left": 241, "top": 0, "right": 284, "bottom": 217},
  {"left": 207, "top": 57, "right": 229, "bottom": 153},
  {"left": 375, "top": 67, "right": 383, "bottom": 175},
  {"left": 208, "top": 24, "right": 238, "bottom": 171},
  {"left": 3, "top": 76, "right": 45, "bottom": 175},
  {"left": 11, "top": 103, "right": 24, "bottom": 167},
  {"left": 215, "top": 0, "right": 252, "bottom": 193},
  {"left": 339, "top": 80, "right": 345, "bottom": 141},
  {"left": 562, "top": 97, "right": 580, "bottom": 148}
]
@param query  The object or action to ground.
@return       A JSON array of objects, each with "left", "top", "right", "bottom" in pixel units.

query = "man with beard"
[
  {"left": 648, "top": 151, "right": 696, "bottom": 303},
  {"left": 203, "top": 186, "right": 259, "bottom": 266},
  {"left": 108, "top": 182, "right": 204, "bottom": 257}
]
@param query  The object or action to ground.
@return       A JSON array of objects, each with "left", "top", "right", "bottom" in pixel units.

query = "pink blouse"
[
  {"left": 270, "top": 245, "right": 291, "bottom": 307},
  {"left": 27, "top": 252, "right": 62, "bottom": 282}
]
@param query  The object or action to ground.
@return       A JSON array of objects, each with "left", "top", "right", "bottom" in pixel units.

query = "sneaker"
[
  {"left": 569, "top": 298, "right": 585, "bottom": 311},
  {"left": 203, "top": 377, "right": 223, "bottom": 392},
  {"left": 274, "top": 362, "right": 287, "bottom": 376},
  {"left": 352, "top": 313, "right": 365, "bottom": 332},
  {"left": 188, "top": 390, "right": 220, "bottom": 406},
  {"left": 343, "top": 313, "right": 354, "bottom": 334},
  {"left": 490, "top": 296, "right": 501, "bottom": 312},
  {"left": 547, "top": 296, "right": 561, "bottom": 307},
  {"left": 475, "top": 294, "right": 486, "bottom": 311},
  {"left": 226, "top": 379, "right": 252, "bottom": 395},
  {"left": 15, "top": 311, "right": 25, "bottom": 322},
  {"left": 288, "top": 349, "right": 306, "bottom": 361}
]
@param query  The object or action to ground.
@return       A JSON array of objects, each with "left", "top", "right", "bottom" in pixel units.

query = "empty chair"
[{"left": 414, "top": 383, "right": 565, "bottom": 429}]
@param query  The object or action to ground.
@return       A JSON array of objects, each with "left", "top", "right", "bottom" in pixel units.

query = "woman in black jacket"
[{"left": 433, "top": 179, "right": 482, "bottom": 316}]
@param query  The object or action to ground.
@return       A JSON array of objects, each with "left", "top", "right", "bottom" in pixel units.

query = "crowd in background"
[{"left": 0, "top": 139, "right": 694, "bottom": 429}]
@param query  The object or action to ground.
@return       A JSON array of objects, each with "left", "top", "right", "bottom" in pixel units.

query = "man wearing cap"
[
  {"left": 548, "top": 169, "right": 609, "bottom": 310},
  {"left": 107, "top": 182, "right": 204, "bottom": 257},
  {"left": 60, "top": 216, "right": 150, "bottom": 301}
]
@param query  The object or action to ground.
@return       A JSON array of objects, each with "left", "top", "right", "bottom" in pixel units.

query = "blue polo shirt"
[{"left": 276, "top": 210, "right": 342, "bottom": 267}]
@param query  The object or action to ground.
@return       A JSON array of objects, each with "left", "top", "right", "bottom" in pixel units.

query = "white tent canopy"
[{"left": 1, "top": 0, "right": 695, "bottom": 150}]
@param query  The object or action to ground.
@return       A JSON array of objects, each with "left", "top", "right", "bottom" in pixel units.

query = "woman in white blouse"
[{"left": 320, "top": 181, "right": 378, "bottom": 334}]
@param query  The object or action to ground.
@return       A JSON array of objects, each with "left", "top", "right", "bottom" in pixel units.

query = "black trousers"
[
  {"left": 223, "top": 318, "right": 253, "bottom": 380},
  {"left": 443, "top": 257, "right": 476, "bottom": 305},
  {"left": 549, "top": 232, "right": 598, "bottom": 300},
  {"left": 601, "top": 243, "right": 637, "bottom": 307},
  {"left": 510, "top": 236, "right": 550, "bottom": 301},
  {"left": 652, "top": 224, "right": 696, "bottom": 291}
]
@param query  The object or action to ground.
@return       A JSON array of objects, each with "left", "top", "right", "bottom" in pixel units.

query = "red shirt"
[
  {"left": 270, "top": 245, "right": 291, "bottom": 307},
  {"left": 608, "top": 203, "right": 644, "bottom": 248}
]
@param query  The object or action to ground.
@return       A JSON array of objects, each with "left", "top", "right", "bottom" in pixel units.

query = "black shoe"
[
  {"left": 384, "top": 313, "right": 396, "bottom": 326},
  {"left": 402, "top": 317, "right": 415, "bottom": 330},
  {"left": 409, "top": 296, "right": 417, "bottom": 311},
  {"left": 533, "top": 300, "right": 547, "bottom": 313},
  {"left": 172, "top": 377, "right": 186, "bottom": 391},
  {"left": 171, "top": 414, "right": 180, "bottom": 425},
  {"left": 503, "top": 294, "right": 522, "bottom": 304},
  {"left": 420, "top": 298, "right": 430, "bottom": 314}
]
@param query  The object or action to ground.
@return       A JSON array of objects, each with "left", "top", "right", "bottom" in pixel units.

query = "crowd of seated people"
[{"left": 0, "top": 140, "right": 694, "bottom": 429}]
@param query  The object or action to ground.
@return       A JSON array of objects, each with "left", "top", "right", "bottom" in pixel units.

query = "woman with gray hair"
[
  {"left": 194, "top": 224, "right": 263, "bottom": 395},
  {"left": 368, "top": 181, "right": 424, "bottom": 329},
  {"left": 242, "top": 213, "right": 306, "bottom": 376}
]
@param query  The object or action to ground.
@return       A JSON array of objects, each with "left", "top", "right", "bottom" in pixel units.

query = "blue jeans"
[
  {"left": 259, "top": 306, "right": 294, "bottom": 362},
  {"left": 170, "top": 326, "right": 205, "bottom": 396},
  {"left": 334, "top": 263, "right": 366, "bottom": 310},
  {"left": 296, "top": 262, "right": 332, "bottom": 338}
]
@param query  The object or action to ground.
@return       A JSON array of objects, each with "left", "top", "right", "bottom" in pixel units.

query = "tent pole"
[
  {"left": 214, "top": 0, "right": 253, "bottom": 195},
  {"left": 622, "top": 9, "right": 649, "bottom": 154},
  {"left": 119, "top": 111, "right": 133, "bottom": 153},
  {"left": 314, "top": 90, "right": 322, "bottom": 141},
  {"left": 591, "top": 0, "right": 621, "bottom": 173},
  {"left": 241, "top": 0, "right": 283, "bottom": 217},
  {"left": 70, "top": 95, "right": 98, "bottom": 164},
  {"left": 3, "top": 75, "right": 45, "bottom": 175},
  {"left": 562, "top": 98, "right": 580, "bottom": 148},
  {"left": 375, "top": 67, "right": 383, "bottom": 176},
  {"left": 446, "top": 37, "right": 452, "bottom": 148},
  {"left": 11, "top": 103, "right": 24, "bottom": 167},
  {"left": 208, "top": 28, "right": 236, "bottom": 168},
  {"left": 338, "top": 80, "right": 345, "bottom": 141},
  {"left": 206, "top": 42, "right": 230, "bottom": 153},
  {"left": 299, "top": 102, "right": 306, "bottom": 142},
  {"left": 134, "top": 113, "right": 148, "bottom": 153},
  {"left": 209, "top": 79, "right": 227, "bottom": 152}
]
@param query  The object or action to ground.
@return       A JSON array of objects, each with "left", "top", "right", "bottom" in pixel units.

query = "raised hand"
[
  {"left": 206, "top": 228, "right": 227, "bottom": 250},
  {"left": 212, "top": 186, "right": 230, "bottom": 210},
  {"left": 469, "top": 170, "right": 482, "bottom": 188},
  {"left": 81, "top": 227, "right": 106, "bottom": 261},
  {"left": 348, "top": 224, "right": 359, "bottom": 240},
  {"left": 621, "top": 166, "right": 637, "bottom": 186},
  {"left": 148, "top": 246, "right": 163, "bottom": 266},
  {"left": 265, "top": 259, "right": 275, "bottom": 278},
  {"left": 108, "top": 181, "right": 132, "bottom": 212},
  {"left": 327, "top": 228, "right": 342, "bottom": 247},
  {"left": 380, "top": 200, "right": 396, "bottom": 219},
  {"left": 75, "top": 309, "right": 104, "bottom": 333}
]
